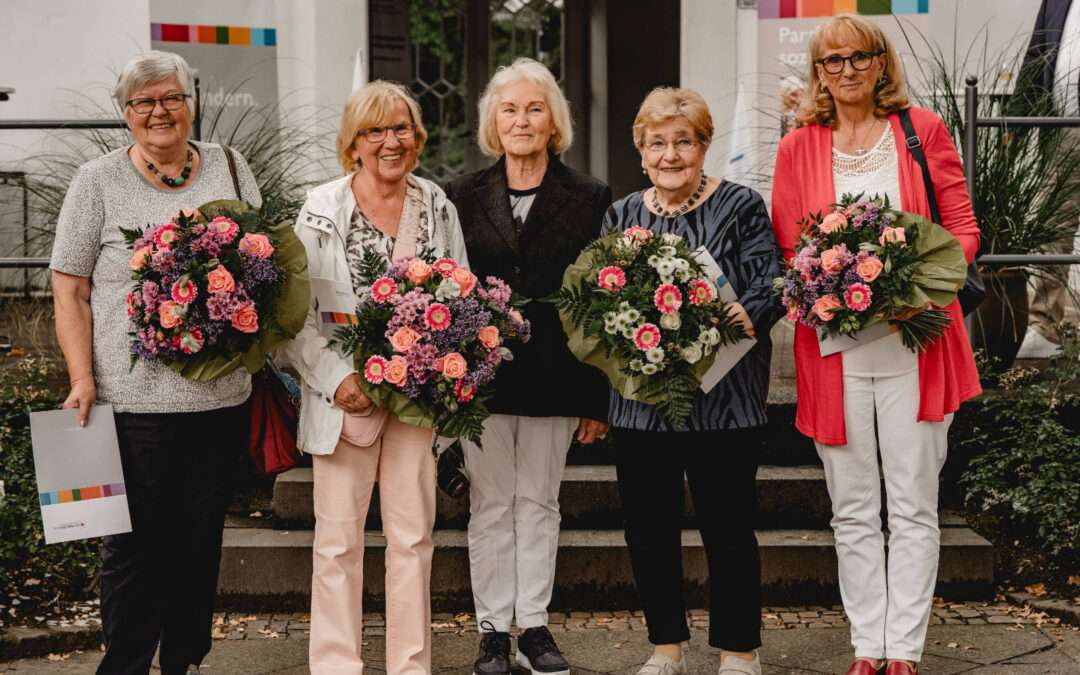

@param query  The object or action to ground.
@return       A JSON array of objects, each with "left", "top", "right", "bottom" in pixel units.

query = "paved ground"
[{"left": 2, "top": 602, "right": 1079, "bottom": 674}]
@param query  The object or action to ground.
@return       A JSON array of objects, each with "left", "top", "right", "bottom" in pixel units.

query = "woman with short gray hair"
[{"left": 50, "top": 50, "right": 260, "bottom": 675}]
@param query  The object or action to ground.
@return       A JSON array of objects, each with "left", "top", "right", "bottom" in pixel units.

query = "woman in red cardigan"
[{"left": 771, "top": 15, "right": 981, "bottom": 675}]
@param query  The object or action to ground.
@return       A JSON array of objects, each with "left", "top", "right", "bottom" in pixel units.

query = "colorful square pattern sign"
[{"left": 758, "top": 0, "right": 928, "bottom": 18}]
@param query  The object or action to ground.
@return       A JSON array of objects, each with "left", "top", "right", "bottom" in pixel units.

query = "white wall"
[
  {"left": 0, "top": 0, "right": 151, "bottom": 167},
  {"left": 680, "top": 0, "right": 739, "bottom": 179}
]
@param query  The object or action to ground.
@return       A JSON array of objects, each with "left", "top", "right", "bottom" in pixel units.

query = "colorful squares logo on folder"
[
  {"left": 39, "top": 483, "right": 125, "bottom": 506},
  {"left": 320, "top": 312, "right": 359, "bottom": 326},
  {"left": 151, "top": 23, "right": 276, "bottom": 46},
  {"left": 759, "top": 0, "right": 927, "bottom": 17}
]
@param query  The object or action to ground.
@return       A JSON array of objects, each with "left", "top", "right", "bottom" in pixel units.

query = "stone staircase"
[{"left": 216, "top": 323, "right": 996, "bottom": 611}]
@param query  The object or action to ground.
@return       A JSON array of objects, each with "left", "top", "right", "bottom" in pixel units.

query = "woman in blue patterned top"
[{"left": 603, "top": 87, "right": 784, "bottom": 675}]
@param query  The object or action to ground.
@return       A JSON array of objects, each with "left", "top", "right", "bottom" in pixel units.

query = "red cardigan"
[{"left": 771, "top": 106, "right": 982, "bottom": 446}]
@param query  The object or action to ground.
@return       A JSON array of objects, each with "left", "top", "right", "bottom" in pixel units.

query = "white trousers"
[
  {"left": 815, "top": 368, "right": 951, "bottom": 663},
  {"left": 461, "top": 414, "right": 578, "bottom": 631}
]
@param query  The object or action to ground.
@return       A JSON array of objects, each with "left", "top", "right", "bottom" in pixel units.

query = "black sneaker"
[
  {"left": 474, "top": 620, "right": 511, "bottom": 675},
  {"left": 516, "top": 625, "right": 570, "bottom": 675},
  {"left": 437, "top": 440, "right": 470, "bottom": 498}
]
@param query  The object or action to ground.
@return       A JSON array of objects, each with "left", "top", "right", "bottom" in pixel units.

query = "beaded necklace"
[
  {"left": 144, "top": 148, "right": 193, "bottom": 188},
  {"left": 651, "top": 173, "right": 708, "bottom": 218}
]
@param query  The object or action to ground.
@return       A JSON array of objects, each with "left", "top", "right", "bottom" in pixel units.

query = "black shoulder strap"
[
  {"left": 222, "top": 144, "right": 242, "bottom": 201},
  {"left": 897, "top": 108, "right": 941, "bottom": 224}
]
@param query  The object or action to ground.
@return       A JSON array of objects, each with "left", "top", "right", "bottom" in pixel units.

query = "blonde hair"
[
  {"left": 336, "top": 80, "right": 428, "bottom": 173},
  {"left": 477, "top": 57, "right": 573, "bottom": 158},
  {"left": 632, "top": 87, "right": 714, "bottom": 148},
  {"left": 796, "top": 13, "right": 910, "bottom": 128}
]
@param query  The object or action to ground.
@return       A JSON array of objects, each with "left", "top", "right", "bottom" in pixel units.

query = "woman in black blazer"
[{"left": 443, "top": 57, "right": 610, "bottom": 675}]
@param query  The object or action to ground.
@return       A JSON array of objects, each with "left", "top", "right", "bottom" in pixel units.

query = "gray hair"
[
  {"left": 113, "top": 51, "right": 196, "bottom": 115},
  {"left": 477, "top": 57, "right": 573, "bottom": 158}
]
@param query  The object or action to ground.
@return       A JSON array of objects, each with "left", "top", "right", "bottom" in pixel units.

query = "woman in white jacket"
[{"left": 279, "top": 80, "right": 467, "bottom": 675}]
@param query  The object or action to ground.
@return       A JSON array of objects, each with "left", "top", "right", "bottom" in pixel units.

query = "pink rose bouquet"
[
  {"left": 775, "top": 193, "right": 968, "bottom": 352},
  {"left": 332, "top": 251, "right": 531, "bottom": 442},
  {"left": 552, "top": 227, "right": 745, "bottom": 429},
  {"left": 122, "top": 199, "right": 309, "bottom": 380}
]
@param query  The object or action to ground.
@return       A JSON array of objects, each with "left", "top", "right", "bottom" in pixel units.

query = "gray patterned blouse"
[{"left": 602, "top": 181, "right": 784, "bottom": 432}]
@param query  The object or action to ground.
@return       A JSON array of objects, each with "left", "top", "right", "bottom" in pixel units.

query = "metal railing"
[{"left": 963, "top": 75, "right": 1080, "bottom": 268}]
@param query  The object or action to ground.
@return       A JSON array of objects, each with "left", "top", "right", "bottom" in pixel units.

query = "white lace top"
[{"left": 832, "top": 124, "right": 918, "bottom": 378}]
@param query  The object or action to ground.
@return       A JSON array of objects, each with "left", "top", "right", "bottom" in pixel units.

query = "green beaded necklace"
[{"left": 145, "top": 149, "right": 193, "bottom": 188}]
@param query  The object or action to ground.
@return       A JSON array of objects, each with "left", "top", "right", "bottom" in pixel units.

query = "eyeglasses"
[
  {"left": 358, "top": 123, "right": 417, "bottom": 143},
  {"left": 125, "top": 93, "right": 191, "bottom": 115},
  {"left": 816, "top": 50, "right": 884, "bottom": 75},
  {"left": 644, "top": 138, "right": 700, "bottom": 155}
]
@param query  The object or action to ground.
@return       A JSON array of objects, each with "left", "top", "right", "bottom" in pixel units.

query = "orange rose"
[
  {"left": 158, "top": 300, "right": 183, "bottom": 328},
  {"left": 478, "top": 325, "right": 500, "bottom": 349},
  {"left": 384, "top": 355, "right": 409, "bottom": 386},
  {"left": 442, "top": 352, "right": 468, "bottom": 379},
  {"left": 130, "top": 245, "right": 152, "bottom": 271},
  {"left": 390, "top": 326, "right": 420, "bottom": 353},
  {"left": 405, "top": 258, "right": 433, "bottom": 284},
  {"left": 206, "top": 265, "right": 236, "bottom": 294},
  {"left": 812, "top": 294, "right": 842, "bottom": 322},
  {"left": 238, "top": 232, "right": 274, "bottom": 259},
  {"left": 855, "top": 256, "right": 884, "bottom": 283},
  {"left": 230, "top": 301, "right": 259, "bottom": 334},
  {"left": 450, "top": 267, "right": 477, "bottom": 297},
  {"left": 819, "top": 212, "right": 848, "bottom": 234},
  {"left": 820, "top": 247, "right": 847, "bottom": 274}
]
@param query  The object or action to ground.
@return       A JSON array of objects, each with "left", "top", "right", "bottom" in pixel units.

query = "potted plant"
[{"left": 899, "top": 25, "right": 1080, "bottom": 369}]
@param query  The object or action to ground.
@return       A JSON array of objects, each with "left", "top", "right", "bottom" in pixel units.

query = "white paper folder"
[
  {"left": 692, "top": 246, "right": 757, "bottom": 392},
  {"left": 30, "top": 404, "right": 132, "bottom": 544}
]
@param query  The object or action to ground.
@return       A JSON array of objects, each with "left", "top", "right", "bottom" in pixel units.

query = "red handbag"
[{"left": 248, "top": 360, "right": 301, "bottom": 474}]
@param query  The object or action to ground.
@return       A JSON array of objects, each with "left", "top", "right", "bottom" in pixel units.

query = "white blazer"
[{"left": 277, "top": 172, "right": 469, "bottom": 455}]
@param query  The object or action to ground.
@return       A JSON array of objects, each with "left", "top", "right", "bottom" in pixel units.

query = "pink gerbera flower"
[
  {"left": 208, "top": 216, "right": 240, "bottom": 242},
  {"left": 179, "top": 328, "right": 205, "bottom": 354},
  {"left": 432, "top": 258, "right": 459, "bottom": 278},
  {"left": 454, "top": 379, "right": 477, "bottom": 403},
  {"left": 653, "top": 284, "right": 683, "bottom": 313},
  {"left": 687, "top": 279, "right": 715, "bottom": 305},
  {"left": 425, "top": 303, "right": 452, "bottom": 331},
  {"left": 154, "top": 223, "right": 178, "bottom": 249},
  {"left": 597, "top": 266, "right": 627, "bottom": 292},
  {"left": 170, "top": 278, "right": 198, "bottom": 305},
  {"left": 844, "top": 283, "right": 873, "bottom": 311},
  {"left": 623, "top": 225, "right": 653, "bottom": 242},
  {"left": 633, "top": 323, "right": 661, "bottom": 351},
  {"left": 364, "top": 355, "right": 388, "bottom": 384},
  {"left": 371, "top": 277, "right": 399, "bottom": 303}
]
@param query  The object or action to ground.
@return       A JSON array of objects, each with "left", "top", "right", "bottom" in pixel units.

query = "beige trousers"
[{"left": 309, "top": 416, "right": 436, "bottom": 675}]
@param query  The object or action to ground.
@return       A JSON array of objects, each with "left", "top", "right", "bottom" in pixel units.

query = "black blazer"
[
  {"left": 1014, "top": 0, "right": 1074, "bottom": 111},
  {"left": 444, "top": 155, "right": 612, "bottom": 420}
]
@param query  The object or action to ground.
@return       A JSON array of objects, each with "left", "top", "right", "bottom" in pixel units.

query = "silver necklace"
[
  {"left": 651, "top": 173, "right": 708, "bottom": 218},
  {"left": 850, "top": 118, "right": 880, "bottom": 156}
]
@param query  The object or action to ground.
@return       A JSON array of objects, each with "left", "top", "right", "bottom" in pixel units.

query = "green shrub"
[
  {"left": 0, "top": 357, "right": 100, "bottom": 628},
  {"left": 959, "top": 325, "right": 1080, "bottom": 579}
]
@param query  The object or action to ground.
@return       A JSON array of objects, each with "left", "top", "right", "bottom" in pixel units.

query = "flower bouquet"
[
  {"left": 776, "top": 194, "right": 968, "bottom": 352},
  {"left": 332, "top": 252, "right": 531, "bottom": 442},
  {"left": 122, "top": 200, "right": 309, "bottom": 380},
  {"left": 552, "top": 226, "right": 745, "bottom": 429}
]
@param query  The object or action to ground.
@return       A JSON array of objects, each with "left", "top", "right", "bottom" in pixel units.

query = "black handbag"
[{"left": 898, "top": 108, "right": 987, "bottom": 316}]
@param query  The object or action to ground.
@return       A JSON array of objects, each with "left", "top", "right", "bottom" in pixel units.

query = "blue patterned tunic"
[{"left": 602, "top": 181, "right": 784, "bottom": 431}]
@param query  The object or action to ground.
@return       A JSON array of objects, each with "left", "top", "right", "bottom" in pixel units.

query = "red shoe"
[
  {"left": 885, "top": 662, "right": 918, "bottom": 675},
  {"left": 846, "top": 659, "right": 883, "bottom": 675}
]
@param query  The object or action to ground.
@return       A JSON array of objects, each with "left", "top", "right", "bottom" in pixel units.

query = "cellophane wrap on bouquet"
[
  {"left": 775, "top": 194, "right": 968, "bottom": 352},
  {"left": 122, "top": 200, "right": 310, "bottom": 381},
  {"left": 552, "top": 227, "right": 745, "bottom": 429},
  {"left": 332, "top": 252, "right": 531, "bottom": 443}
]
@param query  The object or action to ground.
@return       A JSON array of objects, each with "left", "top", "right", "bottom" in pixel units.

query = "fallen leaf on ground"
[
  {"left": 1024, "top": 583, "right": 1047, "bottom": 597},
  {"left": 1067, "top": 576, "right": 1080, "bottom": 586}
]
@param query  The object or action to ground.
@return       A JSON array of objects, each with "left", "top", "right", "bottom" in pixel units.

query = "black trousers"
[
  {"left": 614, "top": 427, "right": 762, "bottom": 652},
  {"left": 97, "top": 404, "right": 245, "bottom": 675}
]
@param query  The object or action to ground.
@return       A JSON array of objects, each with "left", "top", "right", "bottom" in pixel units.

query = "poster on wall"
[{"left": 150, "top": 0, "right": 278, "bottom": 142}]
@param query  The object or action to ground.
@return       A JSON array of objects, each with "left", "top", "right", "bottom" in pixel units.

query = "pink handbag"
[{"left": 336, "top": 188, "right": 421, "bottom": 448}]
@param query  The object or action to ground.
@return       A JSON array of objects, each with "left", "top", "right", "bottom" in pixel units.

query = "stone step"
[
  {"left": 271, "top": 464, "right": 833, "bottom": 530},
  {"left": 216, "top": 526, "right": 994, "bottom": 611}
]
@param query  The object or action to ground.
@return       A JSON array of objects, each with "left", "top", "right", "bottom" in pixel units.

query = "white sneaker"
[
  {"left": 637, "top": 651, "right": 688, "bottom": 675},
  {"left": 1017, "top": 330, "right": 1063, "bottom": 359},
  {"left": 718, "top": 652, "right": 761, "bottom": 675}
]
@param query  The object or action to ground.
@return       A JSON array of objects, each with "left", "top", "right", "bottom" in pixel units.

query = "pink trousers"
[{"left": 309, "top": 415, "right": 436, "bottom": 675}]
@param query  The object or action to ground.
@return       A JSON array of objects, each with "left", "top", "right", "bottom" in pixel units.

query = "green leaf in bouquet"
[
  {"left": 166, "top": 200, "right": 311, "bottom": 381},
  {"left": 891, "top": 212, "right": 968, "bottom": 309},
  {"left": 896, "top": 308, "right": 952, "bottom": 352}
]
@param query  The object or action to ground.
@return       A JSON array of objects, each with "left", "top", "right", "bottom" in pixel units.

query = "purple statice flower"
[
  {"left": 387, "top": 259, "right": 411, "bottom": 280},
  {"left": 428, "top": 298, "right": 491, "bottom": 352},
  {"left": 240, "top": 254, "right": 281, "bottom": 288}
]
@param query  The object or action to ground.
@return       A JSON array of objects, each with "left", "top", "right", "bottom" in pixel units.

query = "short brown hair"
[
  {"left": 336, "top": 80, "right": 428, "bottom": 173},
  {"left": 632, "top": 87, "right": 714, "bottom": 149},
  {"left": 796, "top": 13, "right": 910, "bottom": 128}
]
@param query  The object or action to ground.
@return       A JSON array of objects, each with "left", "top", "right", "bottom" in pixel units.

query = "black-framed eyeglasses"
[
  {"left": 358, "top": 123, "right": 417, "bottom": 143},
  {"left": 816, "top": 50, "right": 884, "bottom": 75},
  {"left": 125, "top": 93, "right": 191, "bottom": 115}
]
